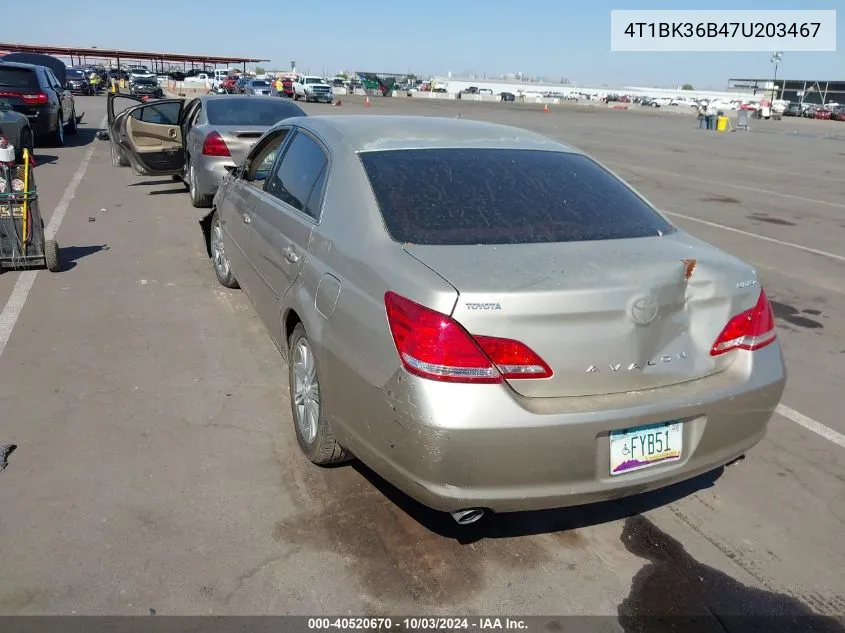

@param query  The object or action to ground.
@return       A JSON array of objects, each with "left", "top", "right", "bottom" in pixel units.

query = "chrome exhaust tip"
[{"left": 451, "top": 508, "right": 485, "bottom": 525}]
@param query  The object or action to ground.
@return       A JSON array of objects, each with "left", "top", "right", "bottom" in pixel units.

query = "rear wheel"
[
  {"left": 187, "top": 158, "right": 213, "bottom": 208},
  {"left": 210, "top": 212, "right": 238, "bottom": 289},
  {"left": 65, "top": 106, "right": 78, "bottom": 136},
  {"left": 15, "top": 128, "right": 33, "bottom": 163},
  {"left": 288, "top": 323, "right": 350, "bottom": 465},
  {"left": 110, "top": 140, "right": 129, "bottom": 167},
  {"left": 51, "top": 111, "right": 65, "bottom": 147}
]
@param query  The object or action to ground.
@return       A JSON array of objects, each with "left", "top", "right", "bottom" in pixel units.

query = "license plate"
[{"left": 609, "top": 421, "right": 682, "bottom": 476}]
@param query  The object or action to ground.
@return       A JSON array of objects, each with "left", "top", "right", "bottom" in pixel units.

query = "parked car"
[
  {"left": 65, "top": 67, "right": 95, "bottom": 96},
  {"left": 234, "top": 77, "right": 251, "bottom": 94},
  {"left": 500, "top": 92, "right": 516, "bottom": 102},
  {"left": 281, "top": 78, "right": 295, "bottom": 98},
  {"left": 0, "top": 101, "right": 34, "bottom": 161},
  {"left": 129, "top": 77, "right": 164, "bottom": 99},
  {"left": 129, "top": 68, "right": 156, "bottom": 81},
  {"left": 187, "top": 116, "right": 786, "bottom": 523},
  {"left": 244, "top": 80, "right": 275, "bottom": 96},
  {"left": 221, "top": 76, "right": 239, "bottom": 93},
  {"left": 783, "top": 103, "right": 802, "bottom": 117},
  {"left": 105, "top": 93, "right": 305, "bottom": 207},
  {"left": 292, "top": 76, "right": 333, "bottom": 103},
  {"left": 0, "top": 60, "right": 78, "bottom": 146},
  {"left": 814, "top": 108, "right": 832, "bottom": 120}
]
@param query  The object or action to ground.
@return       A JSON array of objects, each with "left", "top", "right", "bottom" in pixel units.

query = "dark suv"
[
  {"left": 784, "top": 102, "right": 802, "bottom": 117},
  {"left": 0, "top": 61, "right": 78, "bottom": 146}
]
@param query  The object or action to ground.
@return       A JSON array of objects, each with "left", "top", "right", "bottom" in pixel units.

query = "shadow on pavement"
[
  {"left": 352, "top": 460, "right": 724, "bottom": 544},
  {"left": 64, "top": 126, "right": 101, "bottom": 148},
  {"left": 617, "top": 514, "right": 845, "bottom": 632},
  {"left": 32, "top": 154, "right": 58, "bottom": 165},
  {"left": 129, "top": 179, "right": 179, "bottom": 187},
  {"left": 146, "top": 188, "right": 187, "bottom": 196},
  {"left": 59, "top": 244, "right": 109, "bottom": 271},
  {"left": 127, "top": 178, "right": 186, "bottom": 197}
]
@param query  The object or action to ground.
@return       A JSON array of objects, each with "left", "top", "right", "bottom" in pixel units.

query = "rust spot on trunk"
[{"left": 681, "top": 259, "right": 697, "bottom": 281}]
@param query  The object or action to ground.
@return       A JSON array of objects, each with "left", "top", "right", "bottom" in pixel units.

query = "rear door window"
[
  {"left": 244, "top": 128, "right": 292, "bottom": 187},
  {"left": 0, "top": 68, "right": 39, "bottom": 90},
  {"left": 265, "top": 131, "right": 328, "bottom": 218},
  {"left": 358, "top": 148, "right": 675, "bottom": 245}
]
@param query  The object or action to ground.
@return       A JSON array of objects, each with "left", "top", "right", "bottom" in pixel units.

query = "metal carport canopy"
[{"left": 0, "top": 42, "right": 268, "bottom": 67}]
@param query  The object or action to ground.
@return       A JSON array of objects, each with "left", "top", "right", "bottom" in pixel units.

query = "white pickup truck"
[
  {"left": 184, "top": 73, "right": 213, "bottom": 85},
  {"left": 293, "top": 76, "right": 334, "bottom": 103}
]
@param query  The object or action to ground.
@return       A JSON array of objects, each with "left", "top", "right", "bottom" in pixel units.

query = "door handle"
[
  {"left": 242, "top": 214, "right": 251, "bottom": 224},
  {"left": 283, "top": 247, "right": 300, "bottom": 264}
]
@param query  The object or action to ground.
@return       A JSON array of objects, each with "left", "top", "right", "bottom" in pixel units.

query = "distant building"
[{"left": 728, "top": 78, "right": 845, "bottom": 105}]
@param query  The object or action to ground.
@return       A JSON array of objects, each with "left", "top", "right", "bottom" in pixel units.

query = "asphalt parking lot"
[{"left": 1, "top": 94, "right": 843, "bottom": 626}]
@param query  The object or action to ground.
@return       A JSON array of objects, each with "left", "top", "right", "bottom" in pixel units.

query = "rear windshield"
[
  {"left": 251, "top": 81, "right": 269, "bottom": 87},
  {"left": 205, "top": 98, "right": 305, "bottom": 126},
  {"left": 0, "top": 67, "right": 38, "bottom": 90},
  {"left": 359, "top": 148, "right": 675, "bottom": 245}
]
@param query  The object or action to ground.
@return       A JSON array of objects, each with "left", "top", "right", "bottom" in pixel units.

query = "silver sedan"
[
  {"left": 203, "top": 115, "right": 786, "bottom": 524},
  {"left": 244, "top": 80, "right": 276, "bottom": 96},
  {"left": 105, "top": 93, "right": 305, "bottom": 207}
]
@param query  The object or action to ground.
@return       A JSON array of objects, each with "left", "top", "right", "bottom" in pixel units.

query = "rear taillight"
[
  {"left": 0, "top": 91, "right": 48, "bottom": 105},
  {"left": 384, "top": 291, "right": 552, "bottom": 384},
  {"left": 202, "top": 131, "right": 230, "bottom": 157},
  {"left": 710, "top": 289, "right": 777, "bottom": 356}
]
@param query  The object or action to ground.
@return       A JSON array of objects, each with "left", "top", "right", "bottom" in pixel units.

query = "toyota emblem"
[{"left": 630, "top": 296, "right": 659, "bottom": 326}]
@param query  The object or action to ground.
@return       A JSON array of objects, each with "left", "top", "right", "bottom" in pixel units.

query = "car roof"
[
  {"left": 278, "top": 115, "right": 579, "bottom": 154},
  {"left": 0, "top": 61, "right": 39, "bottom": 72},
  {"left": 197, "top": 94, "right": 285, "bottom": 103}
]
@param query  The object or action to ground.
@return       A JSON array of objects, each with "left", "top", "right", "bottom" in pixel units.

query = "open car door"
[
  {"left": 117, "top": 99, "right": 186, "bottom": 176},
  {"left": 106, "top": 92, "right": 145, "bottom": 130}
]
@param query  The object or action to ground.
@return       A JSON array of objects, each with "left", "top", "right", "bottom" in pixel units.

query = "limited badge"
[{"left": 11, "top": 179, "right": 24, "bottom": 192}]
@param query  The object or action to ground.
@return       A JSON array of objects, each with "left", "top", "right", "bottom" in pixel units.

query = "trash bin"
[{"left": 716, "top": 115, "right": 729, "bottom": 132}]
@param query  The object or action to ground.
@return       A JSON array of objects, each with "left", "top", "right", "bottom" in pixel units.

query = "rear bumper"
[
  {"left": 332, "top": 343, "right": 787, "bottom": 513},
  {"left": 28, "top": 107, "right": 60, "bottom": 138},
  {"left": 192, "top": 154, "right": 235, "bottom": 198}
]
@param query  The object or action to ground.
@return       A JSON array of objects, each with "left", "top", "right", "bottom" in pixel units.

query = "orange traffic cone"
[
  {"left": 543, "top": 103, "right": 549, "bottom": 113},
  {"left": 365, "top": 96, "right": 371, "bottom": 107}
]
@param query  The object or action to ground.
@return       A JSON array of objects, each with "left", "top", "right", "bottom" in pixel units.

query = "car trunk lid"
[
  {"left": 212, "top": 126, "right": 267, "bottom": 164},
  {"left": 403, "top": 233, "right": 759, "bottom": 398}
]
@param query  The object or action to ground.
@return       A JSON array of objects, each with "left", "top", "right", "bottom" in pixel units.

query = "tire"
[
  {"left": 288, "top": 323, "right": 350, "bottom": 465},
  {"left": 209, "top": 211, "right": 238, "bottom": 289},
  {"left": 187, "top": 158, "right": 213, "bottom": 208},
  {"left": 15, "top": 127, "right": 33, "bottom": 163},
  {"left": 45, "top": 240, "right": 61, "bottom": 272},
  {"left": 65, "top": 106, "right": 78, "bottom": 136},
  {"left": 110, "top": 140, "right": 129, "bottom": 167},
  {"left": 51, "top": 111, "right": 65, "bottom": 147}
]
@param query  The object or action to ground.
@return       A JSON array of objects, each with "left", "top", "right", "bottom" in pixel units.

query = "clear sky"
[{"left": 5, "top": 0, "right": 842, "bottom": 88}]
